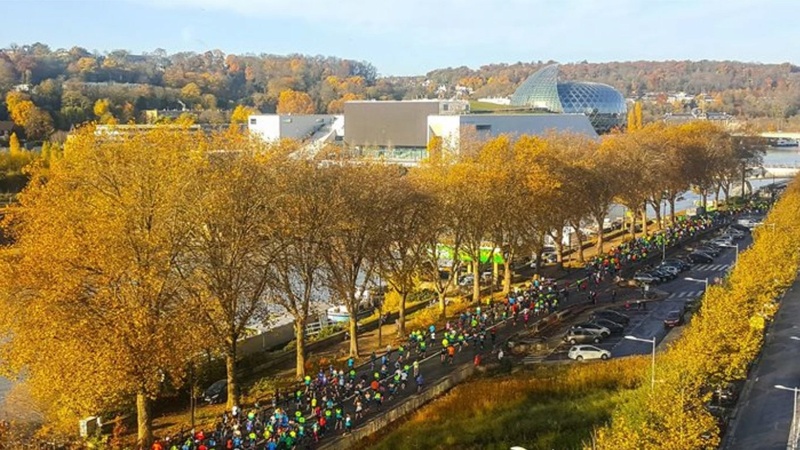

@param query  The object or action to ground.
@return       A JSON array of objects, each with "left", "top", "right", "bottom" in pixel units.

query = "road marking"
[
  {"left": 667, "top": 290, "right": 704, "bottom": 299},
  {"left": 693, "top": 263, "right": 730, "bottom": 271}
]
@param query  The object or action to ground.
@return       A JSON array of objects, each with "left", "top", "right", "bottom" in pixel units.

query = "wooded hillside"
[{"left": 2, "top": 43, "right": 800, "bottom": 138}]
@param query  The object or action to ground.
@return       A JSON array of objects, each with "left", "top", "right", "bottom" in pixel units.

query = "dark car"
[
  {"left": 662, "top": 259, "right": 690, "bottom": 271},
  {"left": 593, "top": 317, "right": 625, "bottom": 334},
  {"left": 651, "top": 268, "right": 676, "bottom": 281},
  {"left": 687, "top": 252, "right": 713, "bottom": 264},
  {"left": 203, "top": 379, "right": 228, "bottom": 405},
  {"left": 591, "top": 309, "right": 630, "bottom": 325},
  {"left": 571, "top": 322, "right": 611, "bottom": 337},
  {"left": 563, "top": 328, "right": 604, "bottom": 345},
  {"left": 663, "top": 310, "right": 684, "bottom": 328}
]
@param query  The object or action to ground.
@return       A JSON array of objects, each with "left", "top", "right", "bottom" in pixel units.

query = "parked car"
[
  {"left": 564, "top": 328, "right": 604, "bottom": 345},
  {"left": 651, "top": 268, "right": 676, "bottom": 280},
  {"left": 591, "top": 309, "right": 630, "bottom": 325},
  {"left": 696, "top": 245, "right": 721, "bottom": 256},
  {"left": 571, "top": 322, "right": 611, "bottom": 337},
  {"left": 593, "top": 317, "right": 625, "bottom": 334},
  {"left": 568, "top": 344, "right": 611, "bottom": 361},
  {"left": 663, "top": 310, "right": 684, "bottom": 328},
  {"left": 663, "top": 259, "right": 691, "bottom": 271},
  {"left": 657, "top": 265, "right": 680, "bottom": 276},
  {"left": 203, "top": 379, "right": 228, "bottom": 405},
  {"left": 710, "top": 237, "right": 735, "bottom": 247},
  {"left": 633, "top": 272, "right": 660, "bottom": 284},
  {"left": 687, "top": 252, "right": 714, "bottom": 264}
]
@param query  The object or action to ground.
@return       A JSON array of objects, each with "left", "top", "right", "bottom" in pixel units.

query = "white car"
[
  {"left": 710, "top": 238, "right": 735, "bottom": 248},
  {"left": 568, "top": 345, "right": 611, "bottom": 361}
]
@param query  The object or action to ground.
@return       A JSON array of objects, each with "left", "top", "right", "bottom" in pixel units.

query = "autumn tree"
[
  {"left": 376, "top": 176, "right": 435, "bottom": 335},
  {"left": 230, "top": 104, "right": 258, "bottom": 124},
  {"left": 181, "top": 141, "right": 278, "bottom": 408},
  {"left": 277, "top": 89, "right": 315, "bottom": 114},
  {"left": 0, "top": 125, "right": 208, "bottom": 447},
  {"left": 93, "top": 98, "right": 116, "bottom": 124},
  {"left": 409, "top": 157, "right": 468, "bottom": 318},
  {"left": 321, "top": 163, "right": 399, "bottom": 356},
  {"left": 8, "top": 132, "right": 22, "bottom": 156},
  {"left": 268, "top": 156, "right": 335, "bottom": 377}
]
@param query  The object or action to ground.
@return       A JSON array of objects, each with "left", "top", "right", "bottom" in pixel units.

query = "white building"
[
  {"left": 427, "top": 114, "right": 598, "bottom": 150},
  {"left": 248, "top": 114, "right": 343, "bottom": 144}
]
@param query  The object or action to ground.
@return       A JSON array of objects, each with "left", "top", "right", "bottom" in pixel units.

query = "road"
[
  {"left": 543, "top": 232, "right": 748, "bottom": 361},
  {"left": 722, "top": 272, "right": 800, "bottom": 449}
]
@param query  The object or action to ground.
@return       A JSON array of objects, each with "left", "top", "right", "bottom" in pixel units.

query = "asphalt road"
[
  {"left": 722, "top": 273, "right": 800, "bottom": 449},
  {"left": 544, "top": 231, "right": 749, "bottom": 361}
]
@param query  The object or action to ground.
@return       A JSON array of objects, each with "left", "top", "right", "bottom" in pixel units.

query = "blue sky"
[{"left": 2, "top": 0, "right": 799, "bottom": 76}]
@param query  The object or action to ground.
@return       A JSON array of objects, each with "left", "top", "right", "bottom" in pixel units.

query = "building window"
[
  {"left": 249, "top": 118, "right": 257, "bottom": 125},
  {"left": 476, "top": 124, "right": 491, "bottom": 131}
]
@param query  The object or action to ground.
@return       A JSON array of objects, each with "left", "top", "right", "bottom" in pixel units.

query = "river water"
[{"left": 1, "top": 148, "right": 798, "bottom": 413}]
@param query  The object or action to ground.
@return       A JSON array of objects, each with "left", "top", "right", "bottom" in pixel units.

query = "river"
[{"left": 1, "top": 148, "right": 798, "bottom": 413}]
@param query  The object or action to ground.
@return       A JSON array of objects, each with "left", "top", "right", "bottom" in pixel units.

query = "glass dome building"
[{"left": 509, "top": 65, "right": 627, "bottom": 134}]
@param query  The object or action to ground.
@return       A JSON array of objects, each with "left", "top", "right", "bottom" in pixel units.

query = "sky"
[{"left": 1, "top": 0, "right": 799, "bottom": 76}]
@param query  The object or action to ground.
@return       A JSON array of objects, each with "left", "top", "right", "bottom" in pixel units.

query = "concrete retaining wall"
[{"left": 319, "top": 363, "right": 477, "bottom": 450}]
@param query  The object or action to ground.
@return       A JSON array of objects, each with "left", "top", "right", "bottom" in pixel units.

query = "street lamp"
[
  {"left": 775, "top": 384, "right": 800, "bottom": 450},
  {"left": 625, "top": 335, "right": 656, "bottom": 390},
  {"left": 685, "top": 277, "right": 709, "bottom": 291}
]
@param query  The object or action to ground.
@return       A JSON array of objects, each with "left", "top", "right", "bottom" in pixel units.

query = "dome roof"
[{"left": 510, "top": 64, "right": 627, "bottom": 133}]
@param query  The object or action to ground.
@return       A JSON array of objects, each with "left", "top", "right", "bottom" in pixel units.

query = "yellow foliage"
[
  {"left": 276, "top": 89, "right": 315, "bottom": 114},
  {"left": 230, "top": 104, "right": 258, "bottom": 124},
  {"left": 595, "top": 180, "right": 800, "bottom": 449}
]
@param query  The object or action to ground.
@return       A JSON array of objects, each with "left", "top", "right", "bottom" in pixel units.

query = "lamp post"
[
  {"left": 775, "top": 384, "right": 800, "bottom": 450},
  {"left": 625, "top": 335, "right": 656, "bottom": 390},
  {"left": 685, "top": 277, "right": 709, "bottom": 291}
]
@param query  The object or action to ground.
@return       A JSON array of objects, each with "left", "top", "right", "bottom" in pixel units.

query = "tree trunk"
[
  {"left": 555, "top": 237, "right": 565, "bottom": 269},
  {"left": 294, "top": 317, "right": 307, "bottom": 379},
  {"left": 225, "top": 345, "right": 239, "bottom": 409},
  {"left": 652, "top": 201, "right": 662, "bottom": 230},
  {"left": 595, "top": 215, "right": 605, "bottom": 254},
  {"left": 136, "top": 392, "right": 153, "bottom": 450},
  {"left": 502, "top": 257, "right": 512, "bottom": 295},
  {"left": 348, "top": 317, "right": 359, "bottom": 357},
  {"left": 629, "top": 213, "right": 636, "bottom": 239},
  {"left": 572, "top": 224, "right": 585, "bottom": 262},
  {"left": 398, "top": 292, "right": 407, "bottom": 337},
  {"left": 472, "top": 260, "right": 480, "bottom": 303},
  {"left": 669, "top": 197, "right": 676, "bottom": 223},
  {"left": 640, "top": 205, "right": 648, "bottom": 237},
  {"left": 438, "top": 290, "right": 447, "bottom": 319}
]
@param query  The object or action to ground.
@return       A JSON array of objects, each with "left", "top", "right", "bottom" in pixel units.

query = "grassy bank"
[{"left": 361, "top": 358, "right": 647, "bottom": 450}]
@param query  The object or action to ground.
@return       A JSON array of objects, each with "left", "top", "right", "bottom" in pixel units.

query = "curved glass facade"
[{"left": 510, "top": 64, "right": 627, "bottom": 134}]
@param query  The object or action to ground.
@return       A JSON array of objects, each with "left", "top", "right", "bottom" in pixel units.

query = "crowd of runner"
[
  {"left": 142, "top": 200, "right": 772, "bottom": 450},
  {"left": 152, "top": 301, "right": 517, "bottom": 450}
]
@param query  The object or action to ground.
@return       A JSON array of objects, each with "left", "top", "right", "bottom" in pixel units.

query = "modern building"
[
  {"left": 248, "top": 114, "right": 343, "bottom": 144},
  {"left": 343, "top": 100, "right": 468, "bottom": 150},
  {"left": 428, "top": 114, "right": 597, "bottom": 149},
  {"left": 509, "top": 64, "right": 627, "bottom": 134}
]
